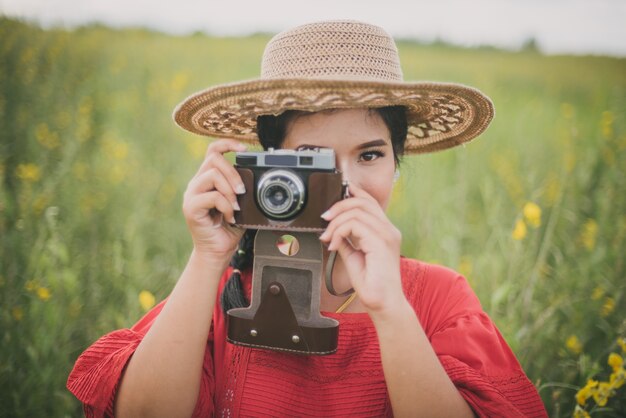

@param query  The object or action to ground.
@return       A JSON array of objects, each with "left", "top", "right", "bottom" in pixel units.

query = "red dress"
[{"left": 67, "top": 258, "right": 547, "bottom": 417}]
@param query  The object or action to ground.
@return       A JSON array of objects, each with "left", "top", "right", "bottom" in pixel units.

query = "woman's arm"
[
  {"left": 321, "top": 183, "right": 474, "bottom": 417},
  {"left": 371, "top": 302, "right": 475, "bottom": 418},
  {"left": 115, "top": 139, "right": 247, "bottom": 417}
]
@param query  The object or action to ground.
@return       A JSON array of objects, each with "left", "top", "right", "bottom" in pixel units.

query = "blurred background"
[{"left": 1, "top": 1, "right": 625, "bottom": 416}]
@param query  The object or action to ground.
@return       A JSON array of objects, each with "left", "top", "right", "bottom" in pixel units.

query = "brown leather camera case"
[
  {"left": 226, "top": 230, "right": 339, "bottom": 355},
  {"left": 234, "top": 168, "right": 344, "bottom": 232}
]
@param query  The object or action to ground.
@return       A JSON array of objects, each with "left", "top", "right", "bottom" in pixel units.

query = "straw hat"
[{"left": 173, "top": 20, "right": 494, "bottom": 154}]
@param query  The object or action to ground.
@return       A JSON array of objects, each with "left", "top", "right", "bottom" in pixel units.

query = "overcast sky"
[{"left": 2, "top": 0, "right": 625, "bottom": 56}]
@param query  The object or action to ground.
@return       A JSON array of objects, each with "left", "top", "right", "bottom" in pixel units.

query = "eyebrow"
[
  {"left": 356, "top": 139, "right": 389, "bottom": 149},
  {"left": 296, "top": 139, "right": 390, "bottom": 151}
]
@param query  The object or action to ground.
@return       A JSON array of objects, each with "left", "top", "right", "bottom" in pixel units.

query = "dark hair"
[{"left": 220, "top": 106, "right": 408, "bottom": 313}]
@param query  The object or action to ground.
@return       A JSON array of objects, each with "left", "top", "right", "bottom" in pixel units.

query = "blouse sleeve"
[
  {"left": 67, "top": 299, "right": 216, "bottom": 418},
  {"left": 413, "top": 262, "right": 547, "bottom": 418}
]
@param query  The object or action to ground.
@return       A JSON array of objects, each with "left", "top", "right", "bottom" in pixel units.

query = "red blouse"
[{"left": 67, "top": 258, "right": 547, "bottom": 417}]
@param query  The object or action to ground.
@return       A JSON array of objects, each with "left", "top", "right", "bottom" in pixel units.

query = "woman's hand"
[
  {"left": 182, "top": 139, "right": 247, "bottom": 259},
  {"left": 319, "top": 183, "right": 405, "bottom": 315}
]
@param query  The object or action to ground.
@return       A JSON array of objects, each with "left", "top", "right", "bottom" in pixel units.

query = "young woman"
[{"left": 68, "top": 20, "right": 547, "bottom": 417}]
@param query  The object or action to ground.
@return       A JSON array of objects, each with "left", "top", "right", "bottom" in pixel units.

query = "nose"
[{"left": 336, "top": 157, "right": 359, "bottom": 190}]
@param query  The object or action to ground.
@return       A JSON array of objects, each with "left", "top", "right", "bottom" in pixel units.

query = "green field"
[{"left": 1, "top": 17, "right": 625, "bottom": 417}]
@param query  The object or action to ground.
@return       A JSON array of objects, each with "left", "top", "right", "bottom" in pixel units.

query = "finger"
[
  {"left": 325, "top": 217, "right": 368, "bottom": 252},
  {"left": 187, "top": 168, "right": 240, "bottom": 211},
  {"left": 193, "top": 152, "right": 247, "bottom": 196},
  {"left": 321, "top": 194, "right": 385, "bottom": 222},
  {"left": 185, "top": 191, "right": 237, "bottom": 225},
  {"left": 194, "top": 139, "right": 246, "bottom": 175},
  {"left": 320, "top": 207, "right": 388, "bottom": 243}
]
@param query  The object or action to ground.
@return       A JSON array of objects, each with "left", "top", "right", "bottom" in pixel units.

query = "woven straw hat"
[{"left": 173, "top": 20, "right": 494, "bottom": 154}]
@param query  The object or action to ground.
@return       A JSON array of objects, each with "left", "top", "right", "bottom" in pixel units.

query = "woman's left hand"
[{"left": 319, "top": 183, "right": 405, "bottom": 315}]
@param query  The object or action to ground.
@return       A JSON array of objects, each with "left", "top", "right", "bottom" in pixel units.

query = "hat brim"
[{"left": 173, "top": 78, "right": 494, "bottom": 154}]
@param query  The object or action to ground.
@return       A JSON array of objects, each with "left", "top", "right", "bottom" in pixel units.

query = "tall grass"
[{"left": 1, "top": 18, "right": 624, "bottom": 417}]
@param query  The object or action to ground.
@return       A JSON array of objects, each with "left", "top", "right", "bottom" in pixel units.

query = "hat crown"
[{"left": 261, "top": 20, "right": 403, "bottom": 82}]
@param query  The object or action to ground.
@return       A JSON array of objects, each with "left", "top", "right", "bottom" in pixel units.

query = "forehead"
[{"left": 282, "top": 108, "right": 390, "bottom": 149}]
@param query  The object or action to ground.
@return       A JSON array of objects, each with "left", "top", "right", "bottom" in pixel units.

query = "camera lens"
[{"left": 257, "top": 169, "right": 305, "bottom": 219}]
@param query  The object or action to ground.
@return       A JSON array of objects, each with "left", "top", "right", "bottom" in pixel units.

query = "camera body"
[{"left": 234, "top": 148, "right": 345, "bottom": 231}]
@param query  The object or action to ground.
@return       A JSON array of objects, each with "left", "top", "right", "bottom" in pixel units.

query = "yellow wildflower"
[
  {"left": 15, "top": 163, "right": 41, "bottom": 182},
  {"left": 576, "top": 379, "right": 598, "bottom": 406},
  {"left": 36, "top": 287, "right": 51, "bottom": 301},
  {"left": 523, "top": 202, "right": 542, "bottom": 228},
  {"left": 171, "top": 72, "right": 190, "bottom": 92},
  {"left": 591, "top": 286, "right": 604, "bottom": 300},
  {"left": 139, "top": 290, "right": 156, "bottom": 312},
  {"left": 24, "top": 280, "right": 37, "bottom": 292},
  {"left": 608, "top": 353, "right": 623, "bottom": 373},
  {"left": 566, "top": 335, "right": 583, "bottom": 355},
  {"left": 592, "top": 381, "right": 613, "bottom": 407},
  {"left": 187, "top": 138, "right": 207, "bottom": 160},
  {"left": 579, "top": 219, "right": 598, "bottom": 251},
  {"left": 512, "top": 219, "right": 527, "bottom": 240},
  {"left": 601, "top": 297, "right": 615, "bottom": 317},
  {"left": 458, "top": 256, "right": 473, "bottom": 278},
  {"left": 618, "top": 337, "right": 626, "bottom": 353},
  {"left": 610, "top": 367, "right": 625, "bottom": 389},
  {"left": 561, "top": 102, "right": 574, "bottom": 119},
  {"left": 102, "top": 136, "right": 129, "bottom": 160},
  {"left": 573, "top": 405, "right": 590, "bottom": 418},
  {"left": 35, "top": 123, "right": 60, "bottom": 149},
  {"left": 11, "top": 306, "right": 24, "bottom": 321},
  {"left": 601, "top": 111, "right": 614, "bottom": 139}
]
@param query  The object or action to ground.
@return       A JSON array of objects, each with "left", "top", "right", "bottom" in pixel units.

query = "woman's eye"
[{"left": 359, "top": 150, "right": 384, "bottom": 162}]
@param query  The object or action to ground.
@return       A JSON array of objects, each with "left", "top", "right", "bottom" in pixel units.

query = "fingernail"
[
  {"left": 321, "top": 210, "right": 331, "bottom": 220},
  {"left": 232, "top": 201, "right": 241, "bottom": 211},
  {"left": 235, "top": 184, "right": 246, "bottom": 194},
  {"left": 319, "top": 231, "right": 328, "bottom": 240},
  {"left": 229, "top": 216, "right": 236, "bottom": 224}
]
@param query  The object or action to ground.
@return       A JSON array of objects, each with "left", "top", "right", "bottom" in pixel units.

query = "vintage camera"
[{"left": 234, "top": 148, "right": 345, "bottom": 231}]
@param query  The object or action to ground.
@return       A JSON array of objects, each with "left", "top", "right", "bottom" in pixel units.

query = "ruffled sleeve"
[
  {"left": 67, "top": 298, "right": 217, "bottom": 417},
  {"left": 412, "top": 261, "right": 547, "bottom": 418}
]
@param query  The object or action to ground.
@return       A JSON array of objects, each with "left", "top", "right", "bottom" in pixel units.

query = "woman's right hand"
[{"left": 182, "top": 139, "right": 248, "bottom": 259}]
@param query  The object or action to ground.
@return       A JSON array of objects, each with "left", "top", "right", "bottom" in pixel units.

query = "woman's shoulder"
[
  {"left": 400, "top": 257, "right": 484, "bottom": 332},
  {"left": 400, "top": 257, "right": 476, "bottom": 298}
]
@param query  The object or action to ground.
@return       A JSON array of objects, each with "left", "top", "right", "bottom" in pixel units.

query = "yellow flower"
[
  {"left": 523, "top": 202, "right": 542, "bottom": 228},
  {"left": 458, "top": 256, "right": 473, "bottom": 278},
  {"left": 35, "top": 123, "right": 61, "bottom": 149},
  {"left": 608, "top": 353, "right": 623, "bottom": 373},
  {"left": 610, "top": 367, "right": 625, "bottom": 389},
  {"left": 102, "top": 136, "right": 129, "bottom": 160},
  {"left": 15, "top": 163, "right": 41, "bottom": 182},
  {"left": 592, "top": 381, "right": 613, "bottom": 407},
  {"left": 601, "top": 111, "right": 614, "bottom": 139},
  {"left": 561, "top": 102, "right": 574, "bottom": 119},
  {"left": 566, "top": 335, "right": 583, "bottom": 355},
  {"left": 579, "top": 219, "right": 598, "bottom": 251},
  {"left": 139, "top": 290, "right": 156, "bottom": 312},
  {"left": 171, "top": 72, "right": 190, "bottom": 92},
  {"left": 24, "top": 280, "right": 37, "bottom": 292},
  {"left": 512, "top": 219, "right": 527, "bottom": 240},
  {"left": 187, "top": 137, "right": 207, "bottom": 160},
  {"left": 601, "top": 297, "right": 615, "bottom": 317},
  {"left": 36, "top": 287, "right": 51, "bottom": 301},
  {"left": 591, "top": 286, "right": 605, "bottom": 300},
  {"left": 618, "top": 337, "right": 626, "bottom": 353},
  {"left": 573, "top": 405, "right": 590, "bottom": 418},
  {"left": 11, "top": 306, "right": 24, "bottom": 321},
  {"left": 576, "top": 379, "right": 597, "bottom": 406}
]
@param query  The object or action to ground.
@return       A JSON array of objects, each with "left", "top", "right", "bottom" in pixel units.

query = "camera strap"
[{"left": 324, "top": 250, "right": 355, "bottom": 297}]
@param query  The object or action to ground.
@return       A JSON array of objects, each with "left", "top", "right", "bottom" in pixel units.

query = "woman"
[{"left": 68, "top": 20, "right": 547, "bottom": 417}]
